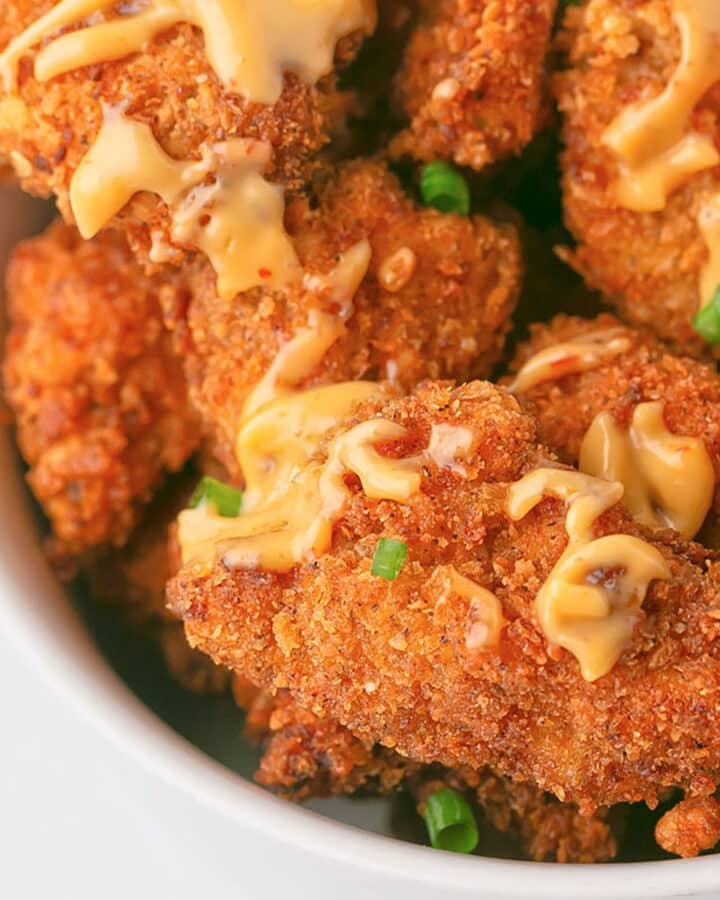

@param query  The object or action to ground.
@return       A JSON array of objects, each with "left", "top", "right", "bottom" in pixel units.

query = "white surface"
[
  {"left": 0, "top": 634, "right": 241, "bottom": 899},
  {"left": 0, "top": 633, "right": 395, "bottom": 900}
]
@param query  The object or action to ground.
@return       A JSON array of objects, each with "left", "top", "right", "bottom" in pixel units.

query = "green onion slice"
[
  {"left": 371, "top": 537, "right": 408, "bottom": 580},
  {"left": 423, "top": 789, "right": 480, "bottom": 854},
  {"left": 693, "top": 286, "right": 720, "bottom": 343},
  {"left": 189, "top": 476, "right": 243, "bottom": 517},
  {"left": 420, "top": 161, "right": 471, "bottom": 216}
]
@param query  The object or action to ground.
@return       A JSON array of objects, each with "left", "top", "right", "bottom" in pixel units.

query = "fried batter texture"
[
  {"left": 555, "top": 0, "right": 720, "bottom": 354},
  {"left": 655, "top": 794, "right": 720, "bottom": 859},
  {"left": 509, "top": 314, "right": 720, "bottom": 515},
  {"left": 391, "top": 0, "right": 557, "bottom": 169},
  {"left": 3, "top": 221, "right": 199, "bottom": 553},
  {"left": 84, "top": 471, "right": 230, "bottom": 694},
  {"left": 175, "top": 160, "right": 521, "bottom": 474},
  {"left": 239, "top": 684, "right": 616, "bottom": 863},
  {"left": 0, "top": 1, "right": 359, "bottom": 263},
  {"left": 168, "top": 381, "right": 720, "bottom": 813}
]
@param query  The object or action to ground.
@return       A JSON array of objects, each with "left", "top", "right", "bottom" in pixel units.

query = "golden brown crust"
[
  {"left": 554, "top": 0, "right": 720, "bottom": 355},
  {"left": 509, "top": 314, "right": 720, "bottom": 516},
  {"left": 85, "top": 472, "right": 230, "bottom": 694},
  {"left": 415, "top": 770, "right": 617, "bottom": 863},
  {"left": 0, "top": 2, "right": 351, "bottom": 264},
  {"left": 168, "top": 380, "right": 720, "bottom": 812},
  {"left": 3, "top": 221, "right": 199, "bottom": 553},
  {"left": 391, "top": 0, "right": 557, "bottom": 169},
  {"left": 239, "top": 684, "right": 616, "bottom": 862},
  {"left": 249, "top": 688, "right": 416, "bottom": 799},
  {"left": 173, "top": 159, "right": 522, "bottom": 474},
  {"left": 655, "top": 795, "right": 720, "bottom": 858}
]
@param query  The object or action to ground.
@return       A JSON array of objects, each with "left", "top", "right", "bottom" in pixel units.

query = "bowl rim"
[{"left": 2, "top": 433, "right": 720, "bottom": 898}]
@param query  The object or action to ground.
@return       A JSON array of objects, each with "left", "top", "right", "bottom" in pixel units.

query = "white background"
[{"left": 0, "top": 633, "right": 395, "bottom": 900}]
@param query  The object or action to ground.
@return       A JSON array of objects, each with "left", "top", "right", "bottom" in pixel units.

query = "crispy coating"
[
  {"left": 239, "top": 683, "right": 616, "bottom": 862},
  {"left": 655, "top": 795, "right": 720, "bottom": 859},
  {"left": 3, "top": 221, "right": 199, "bottom": 553},
  {"left": 390, "top": 0, "right": 557, "bottom": 169},
  {"left": 168, "top": 380, "right": 720, "bottom": 813},
  {"left": 0, "top": 2, "right": 355, "bottom": 264},
  {"left": 554, "top": 0, "right": 720, "bottom": 355},
  {"left": 248, "top": 688, "right": 416, "bottom": 799},
  {"left": 415, "top": 772, "right": 616, "bottom": 864},
  {"left": 86, "top": 473, "right": 230, "bottom": 694},
  {"left": 509, "top": 314, "right": 720, "bottom": 517},
  {"left": 173, "top": 159, "right": 521, "bottom": 474}
]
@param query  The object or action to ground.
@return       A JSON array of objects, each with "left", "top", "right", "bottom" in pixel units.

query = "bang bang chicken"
[
  {"left": 391, "top": 0, "right": 558, "bottom": 170},
  {"left": 3, "top": 221, "right": 198, "bottom": 554},
  {"left": 0, "top": 0, "right": 375, "bottom": 295},
  {"left": 555, "top": 0, "right": 720, "bottom": 355},
  {"left": 176, "top": 158, "right": 521, "bottom": 474},
  {"left": 169, "top": 381, "right": 720, "bottom": 816},
  {"left": 4, "top": 0, "right": 720, "bottom": 868}
]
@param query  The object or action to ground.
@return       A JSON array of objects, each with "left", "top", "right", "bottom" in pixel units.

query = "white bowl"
[{"left": 1, "top": 186, "right": 719, "bottom": 900}]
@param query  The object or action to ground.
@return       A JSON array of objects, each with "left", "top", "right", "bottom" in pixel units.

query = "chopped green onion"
[
  {"left": 693, "top": 287, "right": 720, "bottom": 343},
  {"left": 420, "top": 161, "right": 471, "bottom": 216},
  {"left": 189, "top": 476, "right": 243, "bottom": 517},
  {"left": 371, "top": 537, "right": 408, "bottom": 580},
  {"left": 423, "top": 789, "right": 479, "bottom": 854}
]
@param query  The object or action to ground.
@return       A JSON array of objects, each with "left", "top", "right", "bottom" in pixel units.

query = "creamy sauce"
[
  {"left": 178, "top": 418, "right": 421, "bottom": 572},
  {"left": 0, "top": 96, "right": 28, "bottom": 131},
  {"left": 601, "top": 1, "right": 720, "bottom": 307},
  {"left": 1, "top": 1, "right": 376, "bottom": 295},
  {"left": 178, "top": 241, "right": 399, "bottom": 570},
  {"left": 0, "top": 0, "right": 376, "bottom": 103},
  {"left": 579, "top": 401, "right": 714, "bottom": 540},
  {"left": 433, "top": 565, "right": 505, "bottom": 650},
  {"left": 70, "top": 108, "right": 298, "bottom": 297},
  {"left": 507, "top": 468, "right": 671, "bottom": 681},
  {"left": 426, "top": 424, "right": 474, "bottom": 475},
  {"left": 508, "top": 329, "right": 632, "bottom": 394},
  {"left": 602, "top": 0, "right": 720, "bottom": 212},
  {"left": 235, "top": 241, "right": 377, "bottom": 510}
]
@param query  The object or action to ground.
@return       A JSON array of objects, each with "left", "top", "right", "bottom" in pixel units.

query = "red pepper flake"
[{"left": 258, "top": 267, "right": 272, "bottom": 279}]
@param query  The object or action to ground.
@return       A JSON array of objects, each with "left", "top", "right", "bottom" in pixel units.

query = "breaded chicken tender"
[
  {"left": 554, "top": 0, "right": 720, "bottom": 355},
  {"left": 168, "top": 381, "right": 720, "bottom": 814},
  {"left": 3, "top": 221, "right": 199, "bottom": 553},
  {"left": 240, "top": 685, "right": 616, "bottom": 862},
  {"left": 0, "top": 1, "right": 365, "bottom": 265},
  {"left": 415, "top": 771, "right": 616, "bottom": 864},
  {"left": 655, "top": 794, "right": 720, "bottom": 858},
  {"left": 509, "top": 314, "right": 720, "bottom": 517},
  {"left": 391, "top": 0, "right": 557, "bottom": 169},
  {"left": 85, "top": 472, "right": 230, "bottom": 694},
  {"left": 174, "top": 159, "right": 521, "bottom": 474},
  {"left": 239, "top": 685, "right": 418, "bottom": 798}
]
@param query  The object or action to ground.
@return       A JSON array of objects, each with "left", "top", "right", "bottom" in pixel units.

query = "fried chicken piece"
[
  {"left": 85, "top": 472, "right": 230, "bottom": 694},
  {"left": 415, "top": 772, "right": 616, "bottom": 864},
  {"left": 243, "top": 686, "right": 418, "bottom": 799},
  {"left": 0, "top": 1, "right": 364, "bottom": 265},
  {"left": 168, "top": 380, "right": 720, "bottom": 813},
  {"left": 3, "top": 221, "right": 199, "bottom": 554},
  {"left": 655, "top": 794, "right": 720, "bottom": 859},
  {"left": 390, "top": 0, "right": 557, "bottom": 169},
  {"left": 238, "top": 682, "right": 616, "bottom": 862},
  {"left": 174, "top": 159, "right": 521, "bottom": 474},
  {"left": 508, "top": 314, "right": 720, "bottom": 516},
  {"left": 554, "top": 0, "right": 720, "bottom": 355}
]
